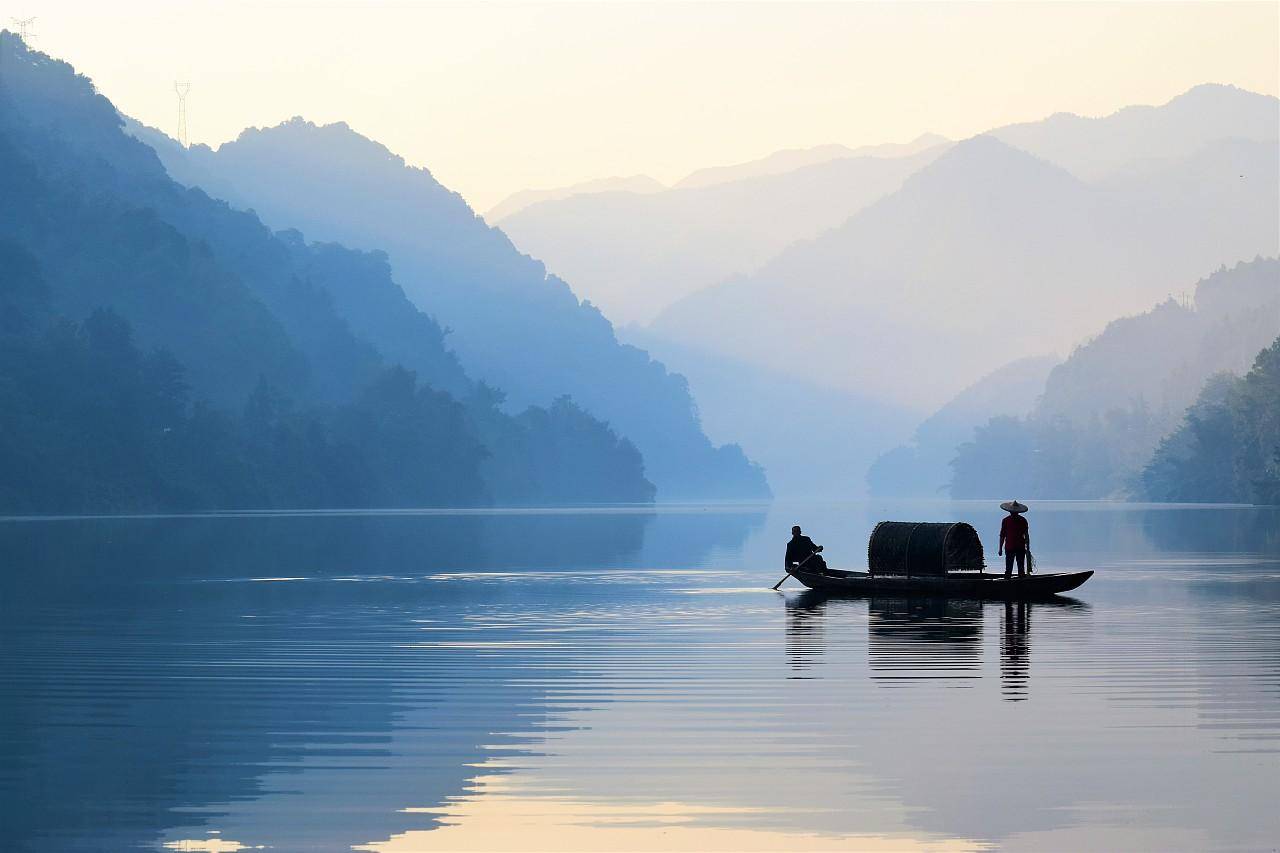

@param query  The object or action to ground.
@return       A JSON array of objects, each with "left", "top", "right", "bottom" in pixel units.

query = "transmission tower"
[
  {"left": 11, "top": 17, "right": 36, "bottom": 46},
  {"left": 174, "top": 80, "right": 191, "bottom": 147}
]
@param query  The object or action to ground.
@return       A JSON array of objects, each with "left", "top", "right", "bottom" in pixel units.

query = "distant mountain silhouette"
[
  {"left": 499, "top": 144, "right": 948, "bottom": 323},
  {"left": 650, "top": 134, "right": 1278, "bottom": 410},
  {"left": 129, "top": 117, "right": 768, "bottom": 499},
  {"left": 868, "top": 356, "right": 1060, "bottom": 498},
  {"left": 990, "top": 83, "right": 1279, "bottom": 181},
  {"left": 501, "top": 86, "right": 1277, "bottom": 331},
  {"left": 674, "top": 133, "right": 950, "bottom": 189},
  {"left": 951, "top": 258, "right": 1280, "bottom": 499},
  {"left": 486, "top": 174, "right": 665, "bottom": 222}
]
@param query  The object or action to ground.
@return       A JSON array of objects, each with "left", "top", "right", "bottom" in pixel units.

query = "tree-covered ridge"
[
  {"left": 1140, "top": 338, "right": 1280, "bottom": 504},
  {"left": 127, "top": 113, "right": 769, "bottom": 499},
  {"left": 949, "top": 258, "right": 1279, "bottom": 499},
  {"left": 0, "top": 33, "right": 654, "bottom": 510}
]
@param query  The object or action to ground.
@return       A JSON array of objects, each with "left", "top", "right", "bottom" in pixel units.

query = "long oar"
[{"left": 772, "top": 550, "right": 820, "bottom": 590}]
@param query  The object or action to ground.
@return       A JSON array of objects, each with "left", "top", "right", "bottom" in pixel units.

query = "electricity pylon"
[{"left": 174, "top": 80, "right": 191, "bottom": 147}]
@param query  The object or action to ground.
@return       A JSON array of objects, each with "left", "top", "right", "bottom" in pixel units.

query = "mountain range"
[
  {"left": 486, "top": 174, "right": 665, "bottom": 222},
  {"left": 987, "top": 83, "right": 1279, "bottom": 181},
  {"left": 0, "top": 33, "right": 765, "bottom": 509},
  {"left": 498, "top": 140, "right": 950, "bottom": 324},
  {"left": 650, "top": 131, "right": 1277, "bottom": 409},
  {"left": 4, "top": 29, "right": 1276, "bottom": 506},
  {"left": 127, "top": 118, "right": 768, "bottom": 501},
  {"left": 672, "top": 133, "right": 951, "bottom": 190},
  {"left": 495, "top": 83, "right": 1278, "bottom": 497}
]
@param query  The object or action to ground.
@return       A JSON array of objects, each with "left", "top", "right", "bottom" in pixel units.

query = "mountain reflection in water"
[{"left": 2, "top": 501, "right": 1279, "bottom": 851}]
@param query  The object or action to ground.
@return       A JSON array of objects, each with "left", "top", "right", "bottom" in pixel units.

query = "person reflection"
[
  {"left": 1000, "top": 600, "right": 1031, "bottom": 701},
  {"left": 784, "top": 590, "right": 828, "bottom": 677}
]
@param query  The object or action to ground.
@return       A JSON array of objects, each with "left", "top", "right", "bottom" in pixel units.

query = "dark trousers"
[{"left": 1004, "top": 548, "right": 1026, "bottom": 577}]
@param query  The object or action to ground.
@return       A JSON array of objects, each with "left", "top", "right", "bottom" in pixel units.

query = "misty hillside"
[
  {"left": 0, "top": 34, "right": 656, "bottom": 509},
  {"left": 867, "top": 356, "right": 1060, "bottom": 498},
  {"left": 990, "top": 84, "right": 1279, "bottom": 181},
  {"left": 486, "top": 174, "right": 665, "bottom": 222},
  {"left": 623, "top": 325, "right": 922, "bottom": 498},
  {"left": 951, "top": 257, "right": 1280, "bottom": 500},
  {"left": 129, "top": 117, "right": 768, "bottom": 499},
  {"left": 499, "top": 144, "right": 949, "bottom": 324},
  {"left": 651, "top": 133, "right": 1278, "bottom": 410}
]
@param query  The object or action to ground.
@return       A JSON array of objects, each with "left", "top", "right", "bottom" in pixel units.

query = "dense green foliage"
[
  {"left": 1140, "top": 339, "right": 1280, "bottom": 504},
  {"left": 0, "top": 34, "right": 655, "bottom": 510},
  {"left": 950, "top": 258, "right": 1279, "bottom": 499},
  {"left": 0, "top": 303, "right": 483, "bottom": 511}
]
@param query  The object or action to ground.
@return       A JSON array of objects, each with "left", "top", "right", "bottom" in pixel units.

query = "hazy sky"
[{"left": 25, "top": 1, "right": 1280, "bottom": 211}]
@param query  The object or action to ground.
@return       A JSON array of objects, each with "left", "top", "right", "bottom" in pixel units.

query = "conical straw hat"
[{"left": 1000, "top": 500, "right": 1029, "bottom": 513}]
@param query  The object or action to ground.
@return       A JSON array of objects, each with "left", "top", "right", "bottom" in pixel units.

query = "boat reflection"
[
  {"left": 784, "top": 591, "right": 1090, "bottom": 700},
  {"left": 868, "top": 597, "right": 984, "bottom": 687}
]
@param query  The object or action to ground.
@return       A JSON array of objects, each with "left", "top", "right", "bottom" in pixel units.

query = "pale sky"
[{"left": 21, "top": 1, "right": 1280, "bottom": 211}]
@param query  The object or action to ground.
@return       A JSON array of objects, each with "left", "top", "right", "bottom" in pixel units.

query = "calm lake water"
[{"left": 2, "top": 501, "right": 1278, "bottom": 852}]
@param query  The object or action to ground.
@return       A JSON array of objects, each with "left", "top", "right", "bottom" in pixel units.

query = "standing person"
[
  {"left": 785, "top": 526, "right": 827, "bottom": 573},
  {"left": 997, "top": 500, "right": 1030, "bottom": 577}
]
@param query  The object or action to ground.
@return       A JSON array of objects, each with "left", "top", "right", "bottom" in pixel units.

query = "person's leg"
[
  {"left": 1005, "top": 549, "right": 1014, "bottom": 577},
  {"left": 1015, "top": 549, "right": 1026, "bottom": 577}
]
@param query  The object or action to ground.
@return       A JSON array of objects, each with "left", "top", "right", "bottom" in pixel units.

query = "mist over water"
[{"left": 3, "top": 502, "right": 1277, "bottom": 851}]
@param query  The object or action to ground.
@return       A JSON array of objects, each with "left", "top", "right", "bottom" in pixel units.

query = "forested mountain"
[
  {"left": 498, "top": 143, "right": 948, "bottom": 324},
  {"left": 867, "top": 356, "right": 1059, "bottom": 498},
  {"left": 0, "top": 34, "right": 654, "bottom": 510},
  {"left": 1140, "top": 337, "right": 1280, "bottom": 504},
  {"left": 129, "top": 117, "right": 768, "bottom": 500},
  {"left": 950, "top": 258, "right": 1280, "bottom": 499}
]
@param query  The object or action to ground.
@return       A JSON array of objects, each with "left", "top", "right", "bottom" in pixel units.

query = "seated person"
[{"left": 785, "top": 525, "right": 828, "bottom": 573}]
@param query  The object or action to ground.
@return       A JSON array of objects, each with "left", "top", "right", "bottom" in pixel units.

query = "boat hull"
[{"left": 790, "top": 568, "right": 1093, "bottom": 599}]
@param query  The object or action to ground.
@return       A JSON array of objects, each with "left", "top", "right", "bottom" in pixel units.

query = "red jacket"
[{"left": 1000, "top": 514, "right": 1029, "bottom": 551}]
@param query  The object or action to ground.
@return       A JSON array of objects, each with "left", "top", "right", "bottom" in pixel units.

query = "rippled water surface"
[{"left": 2, "top": 502, "right": 1278, "bottom": 851}]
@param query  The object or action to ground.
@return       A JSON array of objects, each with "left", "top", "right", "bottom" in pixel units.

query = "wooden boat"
[
  {"left": 790, "top": 565, "right": 1094, "bottom": 599},
  {"left": 785, "top": 520, "right": 1093, "bottom": 599}
]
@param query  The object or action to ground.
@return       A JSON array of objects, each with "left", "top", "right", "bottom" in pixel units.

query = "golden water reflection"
[
  {"left": 359, "top": 774, "right": 988, "bottom": 852},
  {"left": 163, "top": 836, "right": 263, "bottom": 851}
]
